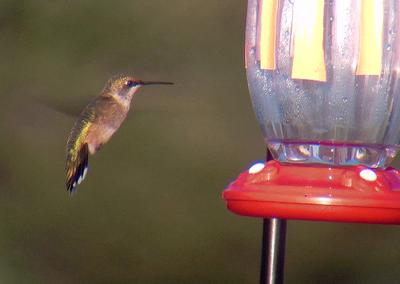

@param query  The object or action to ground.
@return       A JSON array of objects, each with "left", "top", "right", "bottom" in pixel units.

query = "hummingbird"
[{"left": 65, "top": 75, "right": 173, "bottom": 193}]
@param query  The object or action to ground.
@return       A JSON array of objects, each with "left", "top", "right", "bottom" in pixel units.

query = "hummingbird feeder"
[{"left": 223, "top": 0, "right": 400, "bottom": 283}]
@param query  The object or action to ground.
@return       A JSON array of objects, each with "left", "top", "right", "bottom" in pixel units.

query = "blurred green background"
[{"left": 1, "top": 1, "right": 400, "bottom": 283}]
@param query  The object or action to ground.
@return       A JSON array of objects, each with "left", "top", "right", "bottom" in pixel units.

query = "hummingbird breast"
[
  {"left": 84, "top": 95, "right": 131, "bottom": 154},
  {"left": 86, "top": 122, "right": 123, "bottom": 153}
]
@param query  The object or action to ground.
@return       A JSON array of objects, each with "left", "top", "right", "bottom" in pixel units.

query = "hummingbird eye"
[{"left": 125, "top": 80, "right": 137, "bottom": 88}]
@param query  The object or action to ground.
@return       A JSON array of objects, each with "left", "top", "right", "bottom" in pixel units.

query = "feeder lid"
[{"left": 223, "top": 160, "right": 400, "bottom": 224}]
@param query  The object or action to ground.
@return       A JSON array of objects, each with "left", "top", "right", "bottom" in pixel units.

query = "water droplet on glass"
[
  {"left": 295, "top": 86, "right": 300, "bottom": 92},
  {"left": 389, "top": 29, "right": 396, "bottom": 35},
  {"left": 386, "top": 44, "right": 391, "bottom": 51},
  {"left": 329, "top": 17, "right": 334, "bottom": 22},
  {"left": 342, "top": 97, "right": 348, "bottom": 103},
  {"left": 288, "top": 0, "right": 295, "bottom": 4}
]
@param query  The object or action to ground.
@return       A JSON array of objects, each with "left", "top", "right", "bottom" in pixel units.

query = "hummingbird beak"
[{"left": 139, "top": 81, "right": 174, "bottom": 86}]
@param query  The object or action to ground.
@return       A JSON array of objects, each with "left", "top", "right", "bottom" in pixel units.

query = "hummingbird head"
[{"left": 104, "top": 75, "right": 173, "bottom": 103}]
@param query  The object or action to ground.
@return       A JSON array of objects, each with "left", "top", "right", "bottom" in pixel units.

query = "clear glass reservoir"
[{"left": 245, "top": 0, "right": 400, "bottom": 168}]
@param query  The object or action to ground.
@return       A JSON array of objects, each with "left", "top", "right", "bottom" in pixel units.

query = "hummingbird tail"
[{"left": 66, "top": 143, "right": 89, "bottom": 193}]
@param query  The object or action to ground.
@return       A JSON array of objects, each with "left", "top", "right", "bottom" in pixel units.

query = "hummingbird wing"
[
  {"left": 66, "top": 119, "right": 92, "bottom": 193},
  {"left": 65, "top": 101, "right": 97, "bottom": 193}
]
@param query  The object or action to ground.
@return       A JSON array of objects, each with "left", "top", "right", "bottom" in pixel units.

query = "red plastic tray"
[{"left": 223, "top": 160, "right": 400, "bottom": 224}]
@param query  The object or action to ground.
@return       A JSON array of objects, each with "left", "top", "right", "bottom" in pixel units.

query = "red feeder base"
[{"left": 223, "top": 161, "right": 400, "bottom": 224}]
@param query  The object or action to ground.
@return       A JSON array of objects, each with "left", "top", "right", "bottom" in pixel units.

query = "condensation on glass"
[{"left": 245, "top": 0, "right": 400, "bottom": 168}]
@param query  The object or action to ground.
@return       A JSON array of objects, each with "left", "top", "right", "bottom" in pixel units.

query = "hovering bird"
[{"left": 65, "top": 75, "right": 173, "bottom": 193}]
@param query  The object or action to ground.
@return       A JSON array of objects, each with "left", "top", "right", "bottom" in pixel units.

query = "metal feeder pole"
[{"left": 260, "top": 151, "right": 287, "bottom": 284}]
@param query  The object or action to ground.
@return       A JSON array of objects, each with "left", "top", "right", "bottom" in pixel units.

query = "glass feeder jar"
[{"left": 245, "top": 0, "right": 400, "bottom": 168}]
